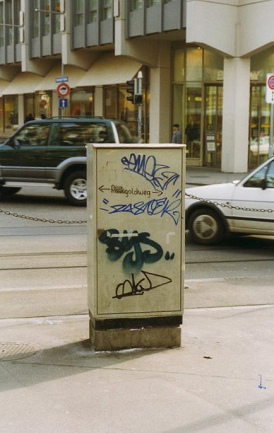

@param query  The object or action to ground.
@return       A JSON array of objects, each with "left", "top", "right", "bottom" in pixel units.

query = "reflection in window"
[
  {"left": 186, "top": 47, "right": 202, "bottom": 82},
  {"left": 0, "top": 2, "right": 4, "bottom": 47},
  {"left": 244, "top": 165, "right": 269, "bottom": 188},
  {"left": 33, "top": 0, "right": 40, "bottom": 37},
  {"left": 148, "top": 0, "right": 161, "bottom": 5},
  {"left": 185, "top": 86, "right": 201, "bottom": 158},
  {"left": 103, "top": 0, "right": 112, "bottom": 20},
  {"left": 6, "top": 0, "right": 13, "bottom": 45},
  {"left": 131, "top": 0, "right": 143, "bottom": 9},
  {"left": 14, "top": 0, "right": 20, "bottom": 43},
  {"left": 42, "top": 0, "right": 50, "bottom": 36},
  {"left": 76, "top": 0, "right": 84, "bottom": 25},
  {"left": 53, "top": 0, "right": 61, "bottom": 33},
  {"left": 89, "top": 0, "right": 98, "bottom": 23}
]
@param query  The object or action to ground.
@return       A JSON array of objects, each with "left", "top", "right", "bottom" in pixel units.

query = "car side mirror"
[{"left": 261, "top": 178, "right": 267, "bottom": 190}]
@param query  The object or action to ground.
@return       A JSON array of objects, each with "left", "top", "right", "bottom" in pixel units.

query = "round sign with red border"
[
  {"left": 268, "top": 75, "right": 274, "bottom": 90},
  {"left": 57, "top": 82, "right": 70, "bottom": 97}
]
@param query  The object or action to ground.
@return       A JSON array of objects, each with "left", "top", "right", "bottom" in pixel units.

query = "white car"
[{"left": 185, "top": 157, "right": 274, "bottom": 244}]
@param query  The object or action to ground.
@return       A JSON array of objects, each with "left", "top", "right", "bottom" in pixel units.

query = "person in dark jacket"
[
  {"left": 172, "top": 123, "right": 182, "bottom": 143},
  {"left": 24, "top": 113, "right": 35, "bottom": 123}
]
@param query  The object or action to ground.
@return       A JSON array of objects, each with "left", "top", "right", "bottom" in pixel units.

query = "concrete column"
[
  {"left": 94, "top": 87, "right": 104, "bottom": 117},
  {"left": 221, "top": 58, "right": 250, "bottom": 173},
  {"left": 18, "top": 95, "right": 24, "bottom": 127},
  {"left": 149, "top": 43, "right": 172, "bottom": 144},
  {"left": 52, "top": 92, "right": 59, "bottom": 117}
]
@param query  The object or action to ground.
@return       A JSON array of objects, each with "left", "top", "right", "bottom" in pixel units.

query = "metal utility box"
[{"left": 87, "top": 144, "right": 186, "bottom": 350}]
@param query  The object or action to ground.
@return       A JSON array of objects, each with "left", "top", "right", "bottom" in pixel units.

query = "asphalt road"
[{"left": 1, "top": 185, "right": 274, "bottom": 319}]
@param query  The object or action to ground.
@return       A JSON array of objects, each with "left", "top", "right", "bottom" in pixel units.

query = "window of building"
[
  {"left": 186, "top": 47, "right": 203, "bottom": 82},
  {"left": 131, "top": 0, "right": 143, "bottom": 10},
  {"left": 0, "top": 2, "right": 4, "bottom": 47},
  {"left": 76, "top": 0, "right": 84, "bottom": 25},
  {"left": 0, "top": 97, "right": 4, "bottom": 133},
  {"left": 53, "top": 0, "right": 61, "bottom": 33},
  {"left": 89, "top": 0, "right": 98, "bottom": 23},
  {"left": 14, "top": 0, "right": 20, "bottom": 44},
  {"left": 4, "top": 95, "right": 18, "bottom": 130},
  {"left": 70, "top": 89, "right": 94, "bottom": 117},
  {"left": 6, "top": 0, "right": 13, "bottom": 45},
  {"left": 103, "top": 0, "right": 112, "bottom": 20},
  {"left": 148, "top": 0, "right": 161, "bottom": 6},
  {"left": 42, "top": 0, "right": 50, "bottom": 36},
  {"left": 33, "top": 0, "right": 40, "bottom": 37}
]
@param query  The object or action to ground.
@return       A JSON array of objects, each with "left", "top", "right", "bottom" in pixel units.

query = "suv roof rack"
[{"left": 44, "top": 115, "right": 105, "bottom": 120}]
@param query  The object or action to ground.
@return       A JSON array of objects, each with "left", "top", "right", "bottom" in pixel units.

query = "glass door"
[
  {"left": 204, "top": 85, "right": 223, "bottom": 167},
  {"left": 249, "top": 84, "right": 270, "bottom": 167}
]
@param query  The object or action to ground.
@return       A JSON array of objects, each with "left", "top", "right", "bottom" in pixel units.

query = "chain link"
[
  {"left": 185, "top": 192, "right": 274, "bottom": 214},
  {"left": 1, "top": 192, "right": 273, "bottom": 225},
  {"left": 0, "top": 207, "right": 87, "bottom": 224}
]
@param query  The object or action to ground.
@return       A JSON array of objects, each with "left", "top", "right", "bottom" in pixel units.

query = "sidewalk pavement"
[
  {"left": 1, "top": 165, "right": 272, "bottom": 433},
  {"left": 186, "top": 166, "right": 249, "bottom": 186}
]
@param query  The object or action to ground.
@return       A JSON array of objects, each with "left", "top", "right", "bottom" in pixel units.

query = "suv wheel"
[
  {"left": 0, "top": 186, "right": 21, "bottom": 196},
  {"left": 64, "top": 170, "right": 87, "bottom": 206}
]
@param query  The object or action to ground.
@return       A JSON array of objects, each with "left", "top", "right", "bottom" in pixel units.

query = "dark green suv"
[{"left": 0, "top": 117, "right": 133, "bottom": 206}]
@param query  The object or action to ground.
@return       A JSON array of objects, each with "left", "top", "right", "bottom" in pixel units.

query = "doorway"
[{"left": 204, "top": 85, "right": 223, "bottom": 167}]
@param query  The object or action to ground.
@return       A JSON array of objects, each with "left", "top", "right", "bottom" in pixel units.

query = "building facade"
[{"left": 1, "top": 0, "right": 274, "bottom": 172}]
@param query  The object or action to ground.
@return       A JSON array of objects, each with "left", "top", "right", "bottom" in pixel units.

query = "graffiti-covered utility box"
[{"left": 87, "top": 144, "right": 186, "bottom": 350}]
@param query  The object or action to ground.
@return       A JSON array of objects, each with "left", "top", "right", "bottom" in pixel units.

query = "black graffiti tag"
[
  {"left": 99, "top": 229, "right": 163, "bottom": 273},
  {"left": 113, "top": 270, "right": 172, "bottom": 300}
]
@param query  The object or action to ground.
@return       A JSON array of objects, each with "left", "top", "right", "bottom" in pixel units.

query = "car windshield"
[{"left": 244, "top": 160, "right": 274, "bottom": 188}]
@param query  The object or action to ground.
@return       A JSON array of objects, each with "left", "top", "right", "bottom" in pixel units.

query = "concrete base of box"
[{"left": 89, "top": 320, "right": 182, "bottom": 351}]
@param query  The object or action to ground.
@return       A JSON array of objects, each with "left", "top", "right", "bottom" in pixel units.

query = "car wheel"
[
  {"left": 64, "top": 170, "right": 87, "bottom": 206},
  {"left": 188, "top": 207, "right": 226, "bottom": 245},
  {"left": 0, "top": 186, "right": 21, "bottom": 196}
]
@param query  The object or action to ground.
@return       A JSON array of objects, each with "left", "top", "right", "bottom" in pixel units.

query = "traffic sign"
[
  {"left": 56, "top": 76, "right": 69, "bottom": 83},
  {"left": 59, "top": 98, "right": 68, "bottom": 109},
  {"left": 266, "top": 73, "right": 274, "bottom": 103},
  {"left": 57, "top": 82, "right": 70, "bottom": 97}
]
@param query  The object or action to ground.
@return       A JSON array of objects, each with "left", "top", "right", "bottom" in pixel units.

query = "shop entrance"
[{"left": 204, "top": 85, "right": 223, "bottom": 167}]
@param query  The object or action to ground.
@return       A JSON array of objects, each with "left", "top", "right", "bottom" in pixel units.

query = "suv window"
[
  {"left": 15, "top": 124, "right": 51, "bottom": 147},
  {"left": 53, "top": 122, "right": 113, "bottom": 146}
]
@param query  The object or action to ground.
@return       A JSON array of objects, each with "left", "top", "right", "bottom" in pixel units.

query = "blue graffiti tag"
[
  {"left": 100, "top": 190, "right": 182, "bottom": 226},
  {"left": 121, "top": 153, "right": 180, "bottom": 191},
  {"left": 99, "top": 229, "right": 164, "bottom": 273}
]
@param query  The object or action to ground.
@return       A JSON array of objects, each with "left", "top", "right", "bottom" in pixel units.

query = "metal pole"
[
  {"left": 269, "top": 101, "right": 274, "bottom": 158},
  {"left": 137, "top": 71, "right": 143, "bottom": 142}
]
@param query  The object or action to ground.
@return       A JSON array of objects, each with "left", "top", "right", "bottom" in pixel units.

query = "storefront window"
[
  {"left": 186, "top": 47, "right": 203, "bottom": 82},
  {"left": 35, "top": 92, "right": 51, "bottom": 118},
  {"left": 251, "top": 48, "right": 274, "bottom": 82},
  {"left": 204, "top": 50, "right": 223, "bottom": 82},
  {"left": 185, "top": 85, "right": 202, "bottom": 158},
  {"left": 173, "top": 49, "right": 184, "bottom": 83},
  {"left": 71, "top": 89, "right": 94, "bottom": 116},
  {"left": 4, "top": 95, "right": 18, "bottom": 130},
  {"left": 0, "top": 97, "right": 3, "bottom": 133}
]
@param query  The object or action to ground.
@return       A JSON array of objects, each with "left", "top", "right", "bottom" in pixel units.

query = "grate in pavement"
[{"left": 0, "top": 342, "right": 39, "bottom": 361}]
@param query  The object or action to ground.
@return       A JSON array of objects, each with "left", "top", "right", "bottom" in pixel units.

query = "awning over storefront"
[
  {"left": 0, "top": 79, "right": 9, "bottom": 97},
  {"left": 35, "top": 63, "right": 85, "bottom": 91},
  {"left": 78, "top": 53, "right": 142, "bottom": 87},
  {"left": 2, "top": 72, "right": 43, "bottom": 95}
]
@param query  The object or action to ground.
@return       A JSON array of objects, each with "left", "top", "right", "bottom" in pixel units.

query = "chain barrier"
[
  {"left": 185, "top": 192, "right": 274, "bottom": 214},
  {"left": 1, "top": 193, "right": 273, "bottom": 225},
  {"left": 0, "top": 207, "right": 87, "bottom": 224}
]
